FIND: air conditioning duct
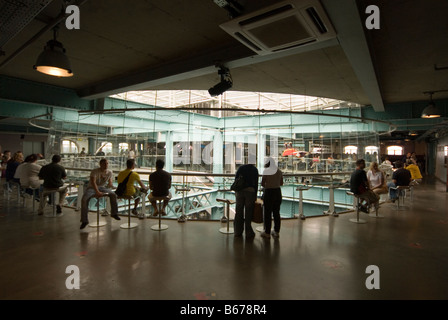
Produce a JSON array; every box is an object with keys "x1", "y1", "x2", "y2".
[{"x1": 219, "y1": 0, "x2": 336, "y2": 55}]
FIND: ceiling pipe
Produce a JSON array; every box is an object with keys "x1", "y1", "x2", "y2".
[{"x1": 0, "y1": 0, "x2": 88, "y2": 70}]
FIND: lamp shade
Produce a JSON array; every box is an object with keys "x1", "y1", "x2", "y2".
[
  {"x1": 421, "y1": 102, "x2": 440, "y2": 118},
  {"x1": 33, "y1": 39, "x2": 73, "y2": 77}
]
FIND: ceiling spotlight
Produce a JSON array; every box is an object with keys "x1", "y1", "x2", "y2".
[
  {"x1": 208, "y1": 65, "x2": 233, "y2": 97},
  {"x1": 33, "y1": 26, "x2": 73, "y2": 77},
  {"x1": 421, "y1": 92, "x2": 441, "y2": 118}
]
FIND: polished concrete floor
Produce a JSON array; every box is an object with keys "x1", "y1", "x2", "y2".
[{"x1": 1, "y1": 178, "x2": 447, "y2": 301}]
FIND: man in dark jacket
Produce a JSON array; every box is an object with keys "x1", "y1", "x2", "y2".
[
  {"x1": 234, "y1": 163, "x2": 259, "y2": 238},
  {"x1": 38, "y1": 154, "x2": 68, "y2": 215},
  {"x1": 350, "y1": 159, "x2": 379, "y2": 213},
  {"x1": 387, "y1": 160, "x2": 411, "y2": 201}
]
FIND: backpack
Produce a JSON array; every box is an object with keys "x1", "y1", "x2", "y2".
[{"x1": 115, "y1": 171, "x2": 132, "y2": 196}]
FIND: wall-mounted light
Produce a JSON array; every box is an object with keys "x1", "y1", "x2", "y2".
[
  {"x1": 208, "y1": 65, "x2": 233, "y2": 97},
  {"x1": 33, "y1": 25, "x2": 73, "y2": 77}
]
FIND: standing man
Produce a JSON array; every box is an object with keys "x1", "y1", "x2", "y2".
[
  {"x1": 350, "y1": 159, "x2": 379, "y2": 213},
  {"x1": 117, "y1": 159, "x2": 148, "y2": 217},
  {"x1": 148, "y1": 159, "x2": 172, "y2": 216},
  {"x1": 38, "y1": 154, "x2": 68, "y2": 215},
  {"x1": 80, "y1": 158, "x2": 121, "y2": 229},
  {"x1": 233, "y1": 162, "x2": 259, "y2": 239}
]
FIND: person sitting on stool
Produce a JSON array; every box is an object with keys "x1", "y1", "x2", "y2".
[
  {"x1": 350, "y1": 159, "x2": 379, "y2": 213},
  {"x1": 387, "y1": 160, "x2": 411, "y2": 202},
  {"x1": 117, "y1": 159, "x2": 148, "y2": 216},
  {"x1": 148, "y1": 159, "x2": 172, "y2": 216},
  {"x1": 80, "y1": 158, "x2": 121, "y2": 229},
  {"x1": 37, "y1": 154, "x2": 68, "y2": 215}
]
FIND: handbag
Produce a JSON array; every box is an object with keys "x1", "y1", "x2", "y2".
[
  {"x1": 230, "y1": 175, "x2": 246, "y2": 192},
  {"x1": 115, "y1": 171, "x2": 132, "y2": 196},
  {"x1": 252, "y1": 198, "x2": 264, "y2": 223}
]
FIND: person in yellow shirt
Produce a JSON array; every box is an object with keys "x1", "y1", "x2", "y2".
[
  {"x1": 117, "y1": 159, "x2": 148, "y2": 217},
  {"x1": 405, "y1": 159, "x2": 422, "y2": 183}
]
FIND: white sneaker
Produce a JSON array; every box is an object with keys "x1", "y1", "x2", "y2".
[
  {"x1": 260, "y1": 232, "x2": 271, "y2": 239},
  {"x1": 271, "y1": 231, "x2": 280, "y2": 238}
]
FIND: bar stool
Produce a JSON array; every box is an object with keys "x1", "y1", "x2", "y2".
[
  {"x1": 391, "y1": 185, "x2": 411, "y2": 210},
  {"x1": 42, "y1": 189, "x2": 61, "y2": 218},
  {"x1": 151, "y1": 196, "x2": 170, "y2": 231},
  {"x1": 296, "y1": 185, "x2": 310, "y2": 220},
  {"x1": 346, "y1": 191, "x2": 367, "y2": 224},
  {"x1": 89, "y1": 195, "x2": 108, "y2": 228},
  {"x1": 216, "y1": 198, "x2": 235, "y2": 234},
  {"x1": 119, "y1": 196, "x2": 138, "y2": 229},
  {"x1": 175, "y1": 186, "x2": 190, "y2": 223},
  {"x1": 6, "y1": 181, "x2": 21, "y2": 203},
  {"x1": 22, "y1": 187, "x2": 40, "y2": 213}
]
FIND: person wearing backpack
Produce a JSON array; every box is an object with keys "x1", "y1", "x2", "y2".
[
  {"x1": 80, "y1": 158, "x2": 121, "y2": 229},
  {"x1": 116, "y1": 159, "x2": 148, "y2": 218}
]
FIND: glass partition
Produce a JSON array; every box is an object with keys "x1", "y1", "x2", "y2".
[{"x1": 42, "y1": 93, "x2": 391, "y2": 222}]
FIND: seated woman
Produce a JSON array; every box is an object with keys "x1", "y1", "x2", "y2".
[
  {"x1": 5, "y1": 151, "x2": 24, "y2": 184},
  {"x1": 367, "y1": 162, "x2": 388, "y2": 197},
  {"x1": 18, "y1": 154, "x2": 43, "y2": 199}
]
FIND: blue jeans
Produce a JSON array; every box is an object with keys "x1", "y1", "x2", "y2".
[
  {"x1": 81, "y1": 187, "x2": 118, "y2": 223},
  {"x1": 234, "y1": 188, "x2": 256, "y2": 236},
  {"x1": 387, "y1": 182, "x2": 399, "y2": 199}
]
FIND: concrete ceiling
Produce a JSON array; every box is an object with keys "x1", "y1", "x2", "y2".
[{"x1": 0, "y1": 0, "x2": 447, "y2": 113}]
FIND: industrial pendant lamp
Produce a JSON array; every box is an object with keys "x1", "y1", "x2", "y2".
[
  {"x1": 421, "y1": 92, "x2": 440, "y2": 118},
  {"x1": 33, "y1": 25, "x2": 73, "y2": 77}
]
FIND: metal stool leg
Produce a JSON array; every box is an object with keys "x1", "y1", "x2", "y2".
[
  {"x1": 349, "y1": 196, "x2": 367, "y2": 224},
  {"x1": 89, "y1": 197, "x2": 107, "y2": 228},
  {"x1": 44, "y1": 192, "x2": 62, "y2": 218},
  {"x1": 219, "y1": 202, "x2": 234, "y2": 234},
  {"x1": 151, "y1": 199, "x2": 168, "y2": 231},
  {"x1": 120, "y1": 198, "x2": 138, "y2": 229}
]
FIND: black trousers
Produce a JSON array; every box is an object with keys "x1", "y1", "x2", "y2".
[{"x1": 263, "y1": 188, "x2": 282, "y2": 233}]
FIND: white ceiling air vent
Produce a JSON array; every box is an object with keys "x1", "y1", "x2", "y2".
[{"x1": 219, "y1": 0, "x2": 336, "y2": 55}]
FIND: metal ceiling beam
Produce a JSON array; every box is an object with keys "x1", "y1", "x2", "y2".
[{"x1": 322, "y1": 0, "x2": 385, "y2": 112}]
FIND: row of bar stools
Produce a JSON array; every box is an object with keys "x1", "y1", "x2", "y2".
[
  {"x1": 151, "y1": 196, "x2": 170, "y2": 231},
  {"x1": 217, "y1": 198, "x2": 235, "y2": 234}
]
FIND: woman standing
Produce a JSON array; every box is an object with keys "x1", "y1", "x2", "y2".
[
  {"x1": 367, "y1": 162, "x2": 387, "y2": 196},
  {"x1": 261, "y1": 157, "x2": 283, "y2": 239}
]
